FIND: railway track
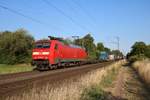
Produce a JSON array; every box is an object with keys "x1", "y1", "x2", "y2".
[{"x1": 0, "y1": 61, "x2": 113, "y2": 98}]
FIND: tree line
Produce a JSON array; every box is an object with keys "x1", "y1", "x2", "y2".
[
  {"x1": 127, "y1": 42, "x2": 150, "y2": 62},
  {"x1": 73, "y1": 34, "x2": 123, "y2": 59},
  {"x1": 0, "y1": 29, "x2": 34, "y2": 64},
  {"x1": 0, "y1": 29, "x2": 123, "y2": 65}
]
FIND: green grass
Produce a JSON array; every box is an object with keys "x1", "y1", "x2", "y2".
[
  {"x1": 0, "y1": 64, "x2": 34, "y2": 74},
  {"x1": 80, "y1": 85, "x2": 108, "y2": 100},
  {"x1": 100, "y1": 67, "x2": 119, "y2": 88},
  {"x1": 80, "y1": 66, "x2": 120, "y2": 100}
]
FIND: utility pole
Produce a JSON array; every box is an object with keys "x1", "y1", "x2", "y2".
[
  {"x1": 107, "y1": 36, "x2": 120, "y2": 51},
  {"x1": 115, "y1": 36, "x2": 120, "y2": 59},
  {"x1": 72, "y1": 36, "x2": 79, "y2": 45},
  {"x1": 72, "y1": 36, "x2": 79, "y2": 40},
  {"x1": 72, "y1": 36, "x2": 84, "y2": 48},
  {"x1": 116, "y1": 36, "x2": 120, "y2": 51}
]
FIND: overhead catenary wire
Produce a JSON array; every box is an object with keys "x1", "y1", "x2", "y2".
[
  {"x1": 42, "y1": 0, "x2": 90, "y2": 32},
  {"x1": 0, "y1": 4, "x2": 60, "y2": 30},
  {"x1": 72, "y1": 0, "x2": 97, "y2": 26},
  {"x1": 64, "y1": 0, "x2": 94, "y2": 29}
]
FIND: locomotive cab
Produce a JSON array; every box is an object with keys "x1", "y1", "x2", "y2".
[
  {"x1": 32, "y1": 40, "x2": 51, "y2": 70},
  {"x1": 32, "y1": 39, "x2": 62, "y2": 70}
]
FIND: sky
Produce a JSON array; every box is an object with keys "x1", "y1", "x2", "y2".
[{"x1": 0, "y1": 0, "x2": 150, "y2": 54}]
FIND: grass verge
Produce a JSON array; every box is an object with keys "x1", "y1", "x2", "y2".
[
  {"x1": 133, "y1": 59, "x2": 150, "y2": 86},
  {"x1": 99, "y1": 67, "x2": 119, "y2": 88},
  {"x1": 5, "y1": 61, "x2": 124, "y2": 100},
  {"x1": 80, "y1": 61, "x2": 121, "y2": 100},
  {"x1": 0, "y1": 64, "x2": 33, "y2": 74},
  {"x1": 81, "y1": 85, "x2": 107, "y2": 100}
]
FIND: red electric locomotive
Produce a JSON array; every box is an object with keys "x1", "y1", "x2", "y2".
[{"x1": 32, "y1": 36, "x2": 87, "y2": 70}]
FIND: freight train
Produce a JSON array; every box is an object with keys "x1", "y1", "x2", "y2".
[{"x1": 32, "y1": 36, "x2": 88, "y2": 70}]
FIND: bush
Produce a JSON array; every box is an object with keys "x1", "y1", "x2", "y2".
[
  {"x1": 129, "y1": 54, "x2": 146, "y2": 63},
  {"x1": 0, "y1": 29, "x2": 34, "y2": 64},
  {"x1": 80, "y1": 85, "x2": 107, "y2": 100},
  {"x1": 145, "y1": 45, "x2": 150, "y2": 58},
  {"x1": 127, "y1": 41, "x2": 150, "y2": 62}
]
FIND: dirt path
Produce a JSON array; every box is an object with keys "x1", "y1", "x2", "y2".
[{"x1": 108, "y1": 63, "x2": 150, "y2": 100}]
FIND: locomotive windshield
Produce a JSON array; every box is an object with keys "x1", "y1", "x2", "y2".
[{"x1": 35, "y1": 42, "x2": 50, "y2": 48}]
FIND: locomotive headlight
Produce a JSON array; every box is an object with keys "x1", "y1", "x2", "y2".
[
  {"x1": 42, "y1": 52, "x2": 50, "y2": 55},
  {"x1": 32, "y1": 52, "x2": 40, "y2": 55}
]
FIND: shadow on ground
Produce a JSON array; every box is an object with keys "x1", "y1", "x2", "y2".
[
  {"x1": 122, "y1": 62, "x2": 150, "y2": 100},
  {"x1": 102, "y1": 91, "x2": 127, "y2": 100}
]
